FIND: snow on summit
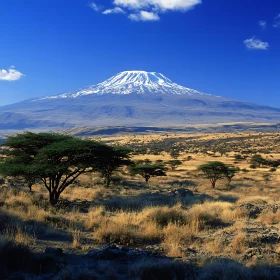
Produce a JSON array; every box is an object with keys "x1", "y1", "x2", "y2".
[{"x1": 38, "y1": 71, "x2": 206, "y2": 100}]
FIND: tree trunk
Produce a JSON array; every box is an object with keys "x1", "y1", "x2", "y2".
[
  {"x1": 211, "y1": 180, "x2": 216, "y2": 188},
  {"x1": 104, "y1": 176, "x2": 111, "y2": 188},
  {"x1": 27, "y1": 182, "x2": 33, "y2": 192},
  {"x1": 49, "y1": 191, "x2": 60, "y2": 206}
]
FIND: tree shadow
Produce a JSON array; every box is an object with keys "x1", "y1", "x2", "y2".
[
  {"x1": 233, "y1": 183, "x2": 251, "y2": 188},
  {"x1": 100, "y1": 192, "x2": 174, "y2": 211},
  {"x1": 0, "y1": 209, "x2": 71, "y2": 243},
  {"x1": 217, "y1": 194, "x2": 239, "y2": 203},
  {"x1": 197, "y1": 257, "x2": 280, "y2": 279},
  {"x1": 168, "y1": 179, "x2": 197, "y2": 187}
]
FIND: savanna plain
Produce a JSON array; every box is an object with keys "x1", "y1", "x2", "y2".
[{"x1": 1, "y1": 131, "x2": 280, "y2": 280}]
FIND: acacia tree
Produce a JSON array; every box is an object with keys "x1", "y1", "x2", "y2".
[
  {"x1": 35, "y1": 138, "x2": 106, "y2": 205},
  {"x1": 0, "y1": 160, "x2": 37, "y2": 191},
  {"x1": 0, "y1": 132, "x2": 73, "y2": 191},
  {"x1": 166, "y1": 160, "x2": 182, "y2": 171},
  {"x1": 94, "y1": 146, "x2": 131, "y2": 188},
  {"x1": 0, "y1": 132, "x2": 107, "y2": 205},
  {"x1": 170, "y1": 148, "x2": 180, "y2": 159},
  {"x1": 197, "y1": 161, "x2": 227, "y2": 188},
  {"x1": 224, "y1": 166, "x2": 240, "y2": 184},
  {"x1": 130, "y1": 164, "x2": 167, "y2": 183},
  {"x1": 250, "y1": 155, "x2": 267, "y2": 168}
]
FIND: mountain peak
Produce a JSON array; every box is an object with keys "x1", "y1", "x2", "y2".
[
  {"x1": 98, "y1": 70, "x2": 174, "y2": 88},
  {"x1": 38, "y1": 70, "x2": 206, "y2": 100}
]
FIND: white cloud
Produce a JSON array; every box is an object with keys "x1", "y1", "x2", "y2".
[
  {"x1": 273, "y1": 14, "x2": 280, "y2": 28},
  {"x1": 0, "y1": 66, "x2": 24, "y2": 81},
  {"x1": 103, "y1": 7, "x2": 125, "y2": 14},
  {"x1": 244, "y1": 37, "x2": 269, "y2": 50},
  {"x1": 129, "y1": 10, "x2": 160, "y2": 21},
  {"x1": 114, "y1": 0, "x2": 201, "y2": 11},
  {"x1": 89, "y1": 2, "x2": 101, "y2": 11},
  {"x1": 259, "y1": 20, "x2": 266, "y2": 29},
  {"x1": 90, "y1": 0, "x2": 201, "y2": 22}
]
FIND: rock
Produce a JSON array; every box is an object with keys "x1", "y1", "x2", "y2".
[
  {"x1": 214, "y1": 231, "x2": 235, "y2": 246},
  {"x1": 243, "y1": 248, "x2": 280, "y2": 261},
  {"x1": 239, "y1": 203, "x2": 261, "y2": 218},
  {"x1": 145, "y1": 245, "x2": 164, "y2": 252},
  {"x1": 260, "y1": 230, "x2": 280, "y2": 243},
  {"x1": 88, "y1": 245, "x2": 126, "y2": 260},
  {"x1": 186, "y1": 248, "x2": 197, "y2": 255},
  {"x1": 44, "y1": 247, "x2": 63, "y2": 256},
  {"x1": 198, "y1": 194, "x2": 212, "y2": 203},
  {"x1": 151, "y1": 190, "x2": 161, "y2": 196},
  {"x1": 262, "y1": 204, "x2": 279, "y2": 214},
  {"x1": 170, "y1": 188, "x2": 193, "y2": 197},
  {"x1": 88, "y1": 244, "x2": 162, "y2": 261}
]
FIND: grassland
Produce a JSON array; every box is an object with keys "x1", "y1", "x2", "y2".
[{"x1": 1, "y1": 132, "x2": 280, "y2": 279}]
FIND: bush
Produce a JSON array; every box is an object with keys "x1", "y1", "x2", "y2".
[{"x1": 146, "y1": 206, "x2": 186, "y2": 227}]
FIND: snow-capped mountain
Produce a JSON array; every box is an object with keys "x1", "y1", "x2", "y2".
[
  {"x1": 0, "y1": 70, "x2": 280, "y2": 130},
  {"x1": 39, "y1": 71, "x2": 207, "y2": 99}
]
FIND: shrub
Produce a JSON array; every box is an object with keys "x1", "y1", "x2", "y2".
[{"x1": 145, "y1": 206, "x2": 186, "y2": 227}]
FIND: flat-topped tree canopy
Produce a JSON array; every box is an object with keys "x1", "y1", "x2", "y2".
[
  {"x1": 130, "y1": 163, "x2": 167, "y2": 183},
  {"x1": 0, "y1": 132, "x2": 111, "y2": 205}
]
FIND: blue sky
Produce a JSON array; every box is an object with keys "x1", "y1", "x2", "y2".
[{"x1": 0, "y1": 0, "x2": 280, "y2": 107}]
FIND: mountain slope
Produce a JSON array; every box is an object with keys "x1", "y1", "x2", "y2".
[
  {"x1": 0, "y1": 71, "x2": 280, "y2": 129},
  {"x1": 38, "y1": 71, "x2": 206, "y2": 99}
]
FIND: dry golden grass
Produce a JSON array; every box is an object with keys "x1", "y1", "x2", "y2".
[
  {"x1": 1, "y1": 131, "x2": 280, "y2": 269},
  {"x1": 258, "y1": 212, "x2": 280, "y2": 225},
  {"x1": 92, "y1": 209, "x2": 163, "y2": 244},
  {"x1": 161, "y1": 223, "x2": 195, "y2": 257}
]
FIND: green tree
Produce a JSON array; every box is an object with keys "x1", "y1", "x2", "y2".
[
  {"x1": 0, "y1": 132, "x2": 106, "y2": 205},
  {"x1": 224, "y1": 166, "x2": 240, "y2": 184},
  {"x1": 170, "y1": 148, "x2": 180, "y2": 159},
  {"x1": 234, "y1": 154, "x2": 243, "y2": 161},
  {"x1": 263, "y1": 173, "x2": 271, "y2": 184},
  {"x1": 94, "y1": 146, "x2": 131, "y2": 188},
  {"x1": 130, "y1": 164, "x2": 167, "y2": 183},
  {"x1": 166, "y1": 160, "x2": 182, "y2": 171},
  {"x1": 0, "y1": 132, "x2": 73, "y2": 192},
  {"x1": 136, "y1": 159, "x2": 152, "y2": 165},
  {"x1": 197, "y1": 161, "x2": 227, "y2": 188},
  {"x1": 250, "y1": 155, "x2": 267, "y2": 168}
]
